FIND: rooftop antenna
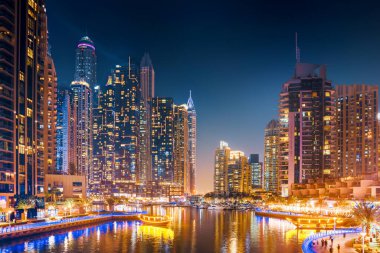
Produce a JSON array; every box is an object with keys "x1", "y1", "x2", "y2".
[{"x1": 295, "y1": 32, "x2": 301, "y2": 63}]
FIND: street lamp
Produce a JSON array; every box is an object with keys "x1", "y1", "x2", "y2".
[
  {"x1": 333, "y1": 217, "x2": 337, "y2": 231},
  {"x1": 360, "y1": 232, "x2": 366, "y2": 253},
  {"x1": 7, "y1": 211, "x2": 11, "y2": 229}
]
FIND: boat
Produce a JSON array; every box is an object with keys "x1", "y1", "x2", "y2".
[
  {"x1": 197, "y1": 204, "x2": 208, "y2": 209},
  {"x1": 208, "y1": 205, "x2": 224, "y2": 210},
  {"x1": 138, "y1": 215, "x2": 172, "y2": 226}
]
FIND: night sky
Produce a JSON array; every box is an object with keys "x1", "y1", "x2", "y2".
[{"x1": 47, "y1": 0, "x2": 380, "y2": 193}]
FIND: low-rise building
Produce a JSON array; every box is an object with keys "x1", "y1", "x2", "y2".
[
  {"x1": 291, "y1": 173, "x2": 380, "y2": 200},
  {"x1": 44, "y1": 174, "x2": 86, "y2": 199}
]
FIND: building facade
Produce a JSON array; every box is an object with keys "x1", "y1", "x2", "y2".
[
  {"x1": 249, "y1": 154, "x2": 262, "y2": 189},
  {"x1": 279, "y1": 63, "x2": 335, "y2": 197},
  {"x1": 264, "y1": 119, "x2": 280, "y2": 193},
  {"x1": 335, "y1": 84, "x2": 378, "y2": 177},
  {"x1": 70, "y1": 81, "x2": 92, "y2": 180},
  {"x1": 173, "y1": 105, "x2": 189, "y2": 195},
  {"x1": 74, "y1": 36, "x2": 96, "y2": 90},
  {"x1": 139, "y1": 53, "x2": 155, "y2": 182},
  {"x1": 151, "y1": 98, "x2": 174, "y2": 184},
  {"x1": 214, "y1": 142, "x2": 251, "y2": 194},
  {"x1": 43, "y1": 49, "x2": 57, "y2": 174},
  {"x1": 0, "y1": 0, "x2": 60, "y2": 209},
  {"x1": 92, "y1": 63, "x2": 141, "y2": 196},
  {"x1": 56, "y1": 89, "x2": 73, "y2": 175},
  {"x1": 187, "y1": 91, "x2": 197, "y2": 195}
]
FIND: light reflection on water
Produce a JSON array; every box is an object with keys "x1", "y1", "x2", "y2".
[{"x1": 0, "y1": 207, "x2": 312, "y2": 253}]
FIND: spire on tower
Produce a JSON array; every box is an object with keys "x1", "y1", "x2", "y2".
[
  {"x1": 187, "y1": 90, "x2": 195, "y2": 111},
  {"x1": 295, "y1": 32, "x2": 301, "y2": 63}
]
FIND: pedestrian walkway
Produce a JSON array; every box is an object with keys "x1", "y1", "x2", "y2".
[{"x1": 312, "y1": 233, "x2": 357, "y2": 253}]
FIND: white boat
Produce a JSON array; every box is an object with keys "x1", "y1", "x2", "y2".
[
  {"x1": 208, "y1": 205, "x2": 224, "y2": 210},
  {"x1": 197, "y1": 204, "x2": 208, "y2": 209}
]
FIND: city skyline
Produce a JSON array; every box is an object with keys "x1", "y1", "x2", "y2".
[{"x1": 46, "y1": 0, "x2": 380, "y2": 193}]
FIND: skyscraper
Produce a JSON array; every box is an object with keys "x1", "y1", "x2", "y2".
[
  {"x1": 214, "y1": 142, "x2": 251, "y2": 194},
  {"x1": 151, "y1": 98, "x2": 174, "y2": 184},
  {"x1": 74, "y1": 36, "x2": 97, "y2": 89},
  {"x1": 279, "y1": 63, "x2": 335, "y2": 196},
  {"x1": 139, "y1": 53, "x2": 155, "y2": 182},
  {"x1": 92, "y1": 63, "x2": 141, "y2": 196},
  {"x1": 173, "y1": 105, "x2": 190, "y2": 195},
  {"x1": 249, "y1": 154, "x2": 262, "y2": 189},
  {"x1": 0, "y1": 0, "x2": 50, "y2": 207},
  {"x1": 263, "y1": 119, "x2": 280, "y2": 193},
  {"x1": 70, "y1": 80, "x2": 92, "y2": 180},
  {"x1": 187, "y1": 91, "x2": 197, "y2": 195},
  {"x1": 214, "y1": 141, "x2": 230, "y2": 194},
  {"x1": 335, "y1": 84, "x2": 378, "y2": 177},
  {"x1": 56, "y1": 89, "x2": 72, "y2": 175},
  {"x1": 43, "y1": 48, "x2": 57, "y2": 174}
]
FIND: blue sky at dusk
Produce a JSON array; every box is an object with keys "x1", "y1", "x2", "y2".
[{"x1": 47, "y1": 0, "x2": 380, "y2": 193}]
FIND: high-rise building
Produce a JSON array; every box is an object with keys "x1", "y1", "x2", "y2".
[
  {"x1": 74, "y1": 36, "x2": 96, "y2": 89},
  {"x1": 151, "y1": 98, "x2": 174, "y2": 184},
  {"x1": 187, "y1": 91, "x2": 197, "y2": 195},
  {"x1": 335, "y1": 84, "x2": 378, "y2": 177},
  {"x1": 214, "y1": 141, "x2": 230, "y2": 193},
  {"x1": 249, "y1": 154, "x2": 262, "y2": 189},
  {"x1": 279, "y1": 63, "x2": 335, "y2": 196},
  {"x1": 139, "y1": 53, "x2": 155, "y2": 182},
  {"x1": 0, "y1": 0, "x2": 51, "y2": 208},
  {"x1": 70, "y1": 80, "x2": 92, "y2": 181},
  {"x1": 43, "y1": 48, "x2": 57, "y2": 174},
  {"x1": 214, "y1": 142, "x2": 251, "y2": 194},
  {"x1": 92, "y1": 63, "x2": 141, "y2": 196},
  {"x1": 56, "y1": 89, "x2": 73, "y2": 175},
  {"x1": 173, "y1": 105, "x2": 189, "y2": 195},
  {"x1": 263, "y1": 119, "x2": 280, "y2": 193}
]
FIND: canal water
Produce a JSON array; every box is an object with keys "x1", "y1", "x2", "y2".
[{"x1": 0, "y1": 207, "x2": 313, "y2": 253}]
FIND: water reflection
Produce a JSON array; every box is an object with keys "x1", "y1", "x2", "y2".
[{"x1": 0, "y1": 208, "x2": 311, "y2": 253}]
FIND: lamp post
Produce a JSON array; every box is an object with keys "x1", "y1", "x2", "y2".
[
  {"x1": 360, "y1": 232, "x2": 366, "y2": 253},
  {"x1": 333, "y1": 217, "x2": 337, "y2": 231},
  {"x1": 7, "y1": 211, "x2": 11, "y2": 229}
]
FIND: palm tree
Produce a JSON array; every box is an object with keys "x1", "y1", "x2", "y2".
[
  {"x1": 64, "y1": 198, "x2": 76, "y2": 216},
  {"x1": 352, "y1": 201, "x2": 380, "y2": 236},
  {"x1": 16, "y1": 197, "x2": 36, "y2": 221},
  {"x1": 80, "y1": 198, "x2": 93, "y2": 214},
  {"x1": 105, "y1": 197, "x2": 116, "y2": 211}
]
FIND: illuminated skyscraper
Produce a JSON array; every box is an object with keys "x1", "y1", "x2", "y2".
[
  {"x1": 173, "y1": 105, "x2": 189, "y2": 195},
  {"x1": 187, "y1": 91, "x2": 197, "y2": 195},
  {"x1": 249, "y1": 154, "x2": 262, "y2": 189},
  {"x1": 335, "y1": 84, "x2": 378, "y2": 177},
  {"x1": 214, "y1": 142, "x2": 251, "y2": 194},
  {"x1": 263, "y1": 119, "x2": 280, "y2": 193},
  {"x1": 214, "y1": 141, "x2": 230, "y2": 193},
  {"x1": 43, "y1": 48, "x2": 57, "y2": 174},
  {"x1": 74, "y1": 36, "x2": 96, "y2": 89},
  {"x1": 56, "y1": 89, "x2": 72, "y2": 175},
  {"x1": 279, "y1": 63, "x2": 335, "y2": 196},
  {"x1": 70, "y1": 80, "x2": 92, "y2": 181},
  {"x1": 151, "y1": 98, "x2": 174, "y2": 183},
  {"x1": 0, "y1": 0, "x2": 51, "y2": 208},
  {"x1": 139, "y1": 53, "x2": 155, "y2": 182},
  {"x1": 92, "y1": 63, "x2": 141, "y2": 196}
]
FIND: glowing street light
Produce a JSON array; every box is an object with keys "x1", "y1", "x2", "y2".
[{"x1": 333, "y1": 217, "x2": 337, "y2": 231}]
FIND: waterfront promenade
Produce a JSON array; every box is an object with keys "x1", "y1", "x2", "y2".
[{"x1": 0, "y1": 212, "x2": 146, "y2": 241}]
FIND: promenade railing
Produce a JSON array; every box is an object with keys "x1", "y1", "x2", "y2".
[
  {"x1": 301, "y1": 228, "x2": 361, "y2": 253},
  {"x1": 0, "y1": 211, "x2": 147, "y2": 235}
]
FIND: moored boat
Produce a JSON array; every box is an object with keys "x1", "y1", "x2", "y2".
[
  {"x1": 138, "y1": 215, "x2": 172, "y2": 226},
  {"x1": 208, "y1": 205, "x2": 224, "y2": 210}
]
